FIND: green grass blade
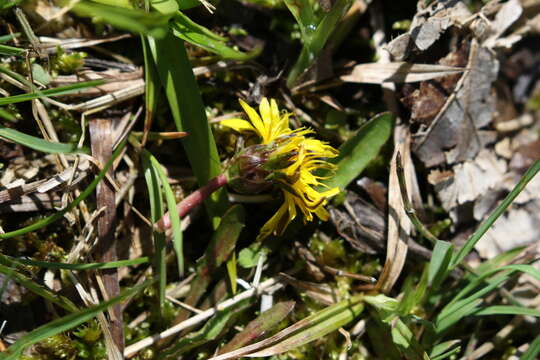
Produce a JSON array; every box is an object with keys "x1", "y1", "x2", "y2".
[
  {"x1": 5, "y1": 256, "x2": 149, "y2": 270},
  {"x1": 0, "y1": 262, "x2": 78, "y2": 313},
  {"x1": 451, "y1": 157, "x2": 540, "y2": 269},
  {"x1": 435, "y1": 299, "x2": 482, "y2": 334},
  {"x1": 149, "y1": 153, "x2": 184, "y2": 277},
  {"x1": 443, "y1": 264, "x2": 540, "y2": 314},
  {"x1": 322, "y1": 112, "x2": 394, "y2": 190},
  {"x1": 141, "y1": 151, "x2": 167, "y2": 311},
  {"x1": 0, "y1": 126, "x2": 88, "y2": 154},
  {"x1": 170, "y1": 12, "x2": 262, "y2": 60},
  {"x1": 285, "y1": 0, "x2": 352, "y2": 87},
  {"x1": 0, "y1": 140, "x2": 127, "y2": 239},
  {"x1": 520, "y1": 334, "x2": 540, "y2": 360},
  {"x1": 0, "y1": 43, "x2": 24, "y2": 56},
  {"x1": 428, "y1": 240, "x2": 453, "y2": 290},
  {"x1": 72, "y1": 1, "x2": 171, "y2": 38},
  {"x1": 474, "y1": 305, "x2": 540, "y2": 317},
  {"x1": 141, "y1": 35, "x2": 160, "y2": 144},
  {"x1": 0, "y1": 79, "x2": 104, "y2": 105},
  {"x1": 0, "y1": 279, "x2": 153, "y2": 360},
  {"x1": 147, "y1": 32, "x2": 228, "y2": 224}
]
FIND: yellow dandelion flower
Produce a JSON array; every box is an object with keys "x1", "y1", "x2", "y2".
[
  {"x1": 220, "y1": 98, "x2": 291, "y2": 144},
  {"x1": 223, "y1": 98, "x2": 340, "y2": 241}
]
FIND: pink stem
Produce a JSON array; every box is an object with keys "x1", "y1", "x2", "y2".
[{"x1": 156, "y1": 173, "x2": 228, "y2": 231}]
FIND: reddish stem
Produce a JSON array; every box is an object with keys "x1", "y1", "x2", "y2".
[{"x1": 156, "y1": 173, "x2": 228, "y2": 231}]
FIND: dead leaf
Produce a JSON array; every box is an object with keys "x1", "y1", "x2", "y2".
[
  {"x1": 428, "y1": 149, "x2": 507, "y2": 213},
  {"x1": 340, "y1": 62, "x2": 463, "y2": 84},
  {"x1": 386, "y1": 0, "x2": 471, "y2": 60},
  {"x1": 413, "y1": 41, "x2": 499, "y2": 167}
]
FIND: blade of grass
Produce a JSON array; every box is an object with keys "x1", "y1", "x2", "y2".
[
  {"x1": 0, "y1": 79, "x2": 104, "y2": 105},
  {"x1": 0, "y1": 126, "x2": 88, "y2": 154},
  {"x1": 170, "y1": 12, "x2": 262, "y2": 60},
  {"x1": 473, "y1": 305, "x2": 540, "y2": 317},
  {"x1": 520, "y1": 334, "x2": 540, "y2": 360},
  {"x1": 3, "y1": 256, "x2": 149, "y2": 270},
  {"x1": 148, "y1": 153, "x2": 184, "y2": 277},
  {"x1": 141, "y1": 151, "x2": 167, "y2": 312},
  {"x1": 0, "y1": 262, "x2": 78, "y2": 313},
  {"x1": 0, "y1": 43, "x2": 24, "y2": 56},
  {"x1": 140, "y1": 35, "x2": 160, "y2": 147},
  {"x1": 0, "y1": 279, "x2": 153, "y2": 360},
  {"x1": 147, "y1": 32, "x2": 228, "y2": 224},
  {"x1": 450, "y1": 156, "x2": 540, "y2": 269},
  {"x1": 322, "y1": 112, "x2": 393, "y2": 190},
  {"x1": 0, "y1": 139, "x2": 126, "y2": 239},
  {"x1": 427, "y1": 240, "x2": 453, "y2": 290}
]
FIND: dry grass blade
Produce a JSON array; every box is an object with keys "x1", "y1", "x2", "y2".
[
  {"x1": 376, "y1": 125, "x2": 413, "y2": 293},
  {"x1": 89, "y1": 118, "x2": 123, "y2": 352},
  {"x1": 340, "y1": 62, "x2": 464, "y2": 84}
]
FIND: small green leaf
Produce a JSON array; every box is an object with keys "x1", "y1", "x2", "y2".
[
  {"x1": 323, "y1": 112, "x2": 394, "y2": 190},
  {"x1": 238, "y1": 243, "x2": 270, "y2": 268}
]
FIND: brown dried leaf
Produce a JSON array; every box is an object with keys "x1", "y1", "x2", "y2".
[
  {"x1": 413, "y1": 41, "x2": 499, "y2": 167},
  {"x1": 386, "y1": 1, "x2": 471, "y2": 60}
]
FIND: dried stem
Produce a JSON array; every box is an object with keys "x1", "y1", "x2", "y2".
[{"x1": 89, "y1": 118, "x2": 124, "y2": 352}]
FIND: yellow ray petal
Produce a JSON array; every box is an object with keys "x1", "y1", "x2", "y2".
[
  {"x1": 239, "y1": 99, "x2": 267, "y2": 141},
  {"x1": 220, "y1": 118, "x2": 256, "y2": 132}
]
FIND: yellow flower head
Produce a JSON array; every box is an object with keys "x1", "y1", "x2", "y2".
[{"x1": 223, "y1": 98, "x2": 340, "y2": 241}]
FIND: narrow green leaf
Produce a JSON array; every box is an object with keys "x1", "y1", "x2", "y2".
[
  {"x1": 219, "y1": 301, "x2": 295, "y2": 354},
  {"x1": 0, "y1": 108, "x2": 16, "y2": 121},
  {"x1": 226, "y1": 251, "x2": 237, "y2": 295},
  {"x1": 0, "y1": 43, "x2": 24, "y2": 56},
  {"x1": 246, "y1": 298, "x2": 364, "y2": 357},
  {"x1": 323, "y1": 112, "x2": 394, "y2": 190},
  {"x1": 209, "y1": 295, "x2": 364, "y2": 360},
  {"x1": 170, "y1": 12, "x2": 262, "y2": 60},
  {"x1": 429, "y1": 340, "x2": 461, "y2": 358},
  {"x1": 0, "y1": 280, "x2": 153, "y2": 360},
  {"x1": 0, "y1": 140, "x2": 127, "y2": 239},
  {"x1": 520, "y1": 334, "x2": 540, "y2": 360},
  {"x1": 149, "y1": 154, "x2": 184, "y2": 276},
  {"x1": 0, "y1": 126, "x2": 88, "y2": 154},
  {"x1": 451, "y1": 156, "x2": 540, "y2": 268},
  {"x1": 5, "y1": 256, "x2": 149, "y2": 270},
  {"x1": 0, "y1": 262, "x2": 78, "y2": 313},
  {"x1": 142, "y1": 151, "x2": 167, "y2": 311},
  {"x1": 474, "y1": 305, "x2": 540, "y2": 317},
  {"x1": 148, "y1": 32, "x2": 228, "y2": 224},
  {"x1": 428, "y1": 240, "x2": 453, "y2": 289},
  {"x1": 72, "y1": 1, "x2": 171, "y2": 38},
  {"x1": 0, "y1": 79, "x2": 105, "y2": 105},
  {"x1": 435, "y1": 299, "x2": 482, "y2": 334}
]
